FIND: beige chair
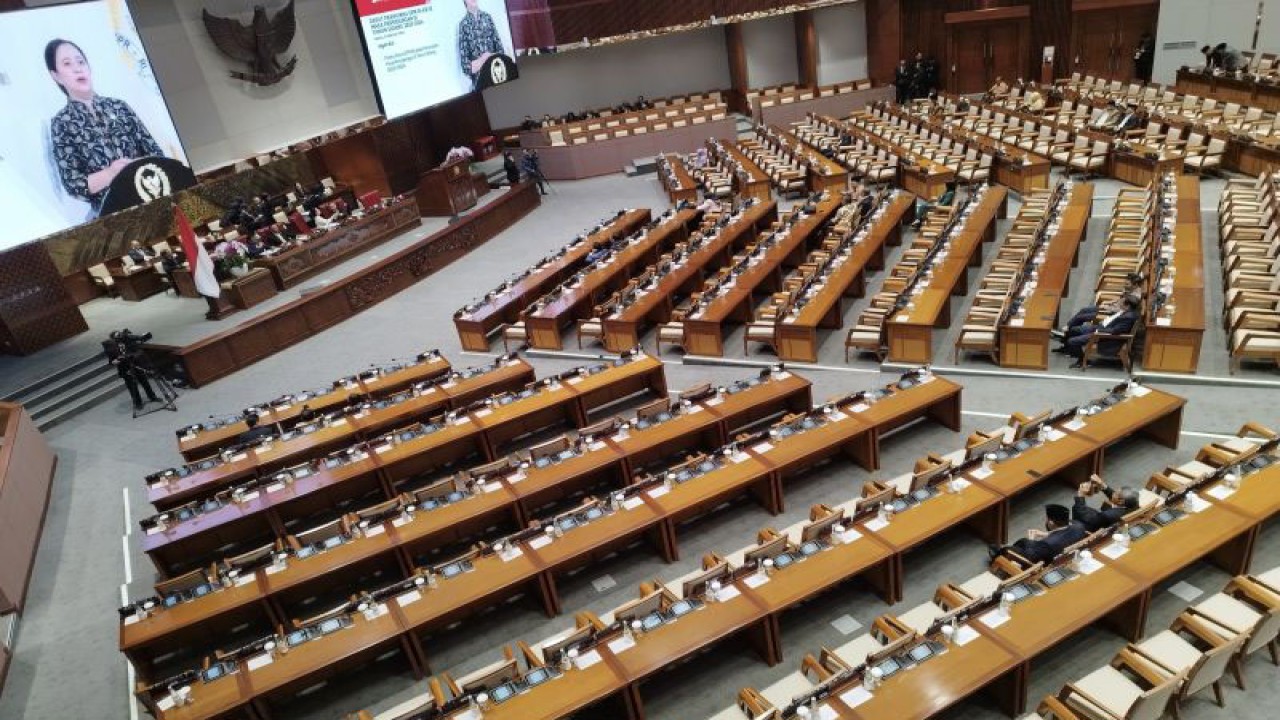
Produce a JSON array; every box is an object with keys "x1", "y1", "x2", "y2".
[
  {"x1": 576, "y1": 319, "x2": 603, "y2": 349},
  {"x1": 656, "y1": 322, "x2": 685, "y2": 354},
  {"x1": 501, "y1": 322, "x2": 527, "y2": 352},
  {"x1": 1130, "y1": 611, "x2": 1248, "y2": 713},
  {"x1": 954, "y1": 316, "x2": 1000, "y2": 364},
  {"x1": 88, "y1": 263, "x2": 116, "y2": 295},
  {"x1": 743, "y1": 322, "x2": 776, "y2": 355},
  {"x1": 1059, "y1": 649, "x2": 1181, "y2": 720},
  {"x1": 1189, "y1": 577, "x2": 1280, "y2": 686}
]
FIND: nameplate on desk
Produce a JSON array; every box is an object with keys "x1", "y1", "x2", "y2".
[
  {"x1": 622, "y1": 496, "x2": 645, "y2": 510},
  {"x1": 441, "y1": 381, "x2": 457, "y2": 389},
  {"x1": 508, "y1": 471, "x2": 526, "y2": 484},
  {"x1": 706, "y1": 396, "x2": 725, "y2": 406},
  {"x1": 1206, "y1": 485, "x2": 1236, "y2": 500},
  {"x1": 954, "y1": 625, "x2": 981, "y2": 646},
  {"x1": 529, "y1": 535, "x2": 553, "y2": 550},
  {"x1": 266, "y1": 562, "x2": 287, "y2": 575},
  {"x1": 687, "y1": 405, "x2": 704, "y2": 414},
  {"x1": 482, "y1": 481, "x2": 503, "y2": 494},
  {"x1": 836, "y1": 528, "x2": 863, "y2": 544},
  {"x1": 277, "y1": 404, "x2": 293, "y2": 411},
  {"x1": 752, "y1": 442, "x2": 774, "y2": 454},
  {"x1": 730, "y1": 452, "x2": 750, "y2": 464},
  {"x1": 978, "y1": 610, "x2": 1011, "y2": 628},
  {"x1": 567, "y1": 376, "x2": 584, "y2": 385},
  {"x1": 1100, "y1": 543, "x2": 1129, "y2": 559},
  {"x1": 364, "y1": 524, "x2": 386, "y2": 537},
  {"x1": 573, "y1": 649, "x2": 603, "y2": 669},
  {"x1": 230, "y1": 453, "x2": 248, "y2": 462},
  {"x1": 374, "y1": 443, "x2": 394, "y2": 454},
  {"x1": 607, "y1": 634, "x2": 637, "y2": 654},
  {"x1": 123, "y1": 613, "x2": 141, "y2": 626},
  {"x1": 865, "y1": 517, "x2": 890, "y2": 532},
  {"x1": 1156, "y1": 317, "x2": 1171, "y2": 326},
  {"x1": 647, "y1": 485, "x2": 670, "y2": 499},
  {"x1": 840, "y1": 686, "x2": 873, "y2": 708},
  {"x1": 392, "y1": 515, "x2": 413, "y2": 528},
  {"x1": 500, "y1": 547, "x2": 524, "y2": 562},
  {"x1": 588, "y1": 440, "x2": 607, "y2": 451},
  {"x1": 744, "y1": 573, "x2": 770, "y2": 589},
  {"x1": 396, "y1": 590, "x2": 422, "y2": 607},
  {"x1": 331, "y1": 418, "x2": 348, "y2": 427},
  {"x1": 474, "y1": 408, "x2": 493, "y2": 418},
  {"x1": 156, "y1": 695, "x2": 177, "y2": 712},
  {"x1": 247, "y1": 653, "x2": 274, "y2": 671},
  {"x1": 849, "y1": 403, "x2": 869, "y2": 413},
  {"x1": 239, "y1": 491, "x2": 261, "y2": 503},
  {"x1": 235, "y1": 574, "x2": 255, "y2": 587},
  {"x1": 1009, "y1": 318, "x2": 1024, "y2": 327}
]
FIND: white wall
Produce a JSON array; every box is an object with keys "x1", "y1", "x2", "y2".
[
  {"x1": 131, "y1": 0, "x2": 379, "y2": 172},
  {"x1": 814, "y1": 2, "x2": 869, "y2": 85},
  {"x1": 482, "y1": 26, "x2": 731, "y2": 129},
  {"x1": 742, "y1": 14, "x2": 799, "y2": 89},
  {"x1": 1151, "y1": 0, "x2": 1271, "y2": 85}
]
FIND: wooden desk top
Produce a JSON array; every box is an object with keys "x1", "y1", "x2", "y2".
[
  {"x1": 1151, "y1": 175, "x2": 1205, "y2": 333},
  {"x1": 659, "y1": 153, "x2": 698, "y2": 194},
  {"x1": 452, "y1": 653, "x2": 625, "y2": 720},
  {"x1": 716, "y1": 140, "x2": 771, "y2": 184},
  {"x1": 611, "y1": 590, "x2": 768, "y2": 682},
  {"x1": 771, "y1": 125, "x2": 848, "y2": 177},
  {"x1": 457, "y1": 209, "x2": 651, "y2": 329},
  {"x1": 526, "y1": 210, "x2": 697, "y2": 323},
  {"x1": 787, "y1": 192, "x2": 915, "y2": 329},
  {"x1": 158, "y1": 358, "x2": 532, "y2": 507},
  {"x1": 610, "y1": 201, "x2": 775, "y2": 324},
  {"x1": 859, "y1": 482, "x2": 1003, "y2": 554},
  {"x1": 740, "y1": 533, "x2": 894, "y2": 612},
  {"x1": 1002, "y1": 185, "x2": 1094, "y2": 333}
]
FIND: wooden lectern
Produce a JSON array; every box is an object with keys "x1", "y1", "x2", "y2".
[{"x1": 415, "y1": 158, "x2": 478, "y2": 216}]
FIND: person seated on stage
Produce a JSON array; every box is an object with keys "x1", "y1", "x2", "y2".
[
  {"x1": 1059, "y1": 294, "x2": 1141, "y2": 368},
  {"x1": 243, "y1": 234, "x2": 270, "y2": 259},
  {"x1": 910, "y1": 181, "x2": 958, "y2": 230},
  {"x1": 520, "y1": 114, "x2": 538, "y2": 131},
  {"x1": 1073, "y1": 475, "x2": 1140, "y2": 532},
  {"x1": 636, "y1": 95, "x2": 652, "y2": 110},
  {"x1": 1055, "y1": 274, "x2": 1143, "y2": 337},
  {"x1": 297, "y1": 404, "x2": 318, "y2": 423},
  {"x1": 992, "y1": 503, "x2": 1086, "y2": 564},
  {"x1": 125, "y1": 240, "x2": 156, "y2": 268},
  {"x1": 158, "y1": 249, "x2": 183, "y2": 290},
  {"x1": 1019, "y1": 81, "x2": 1046, "y2": 113},
  {"x1": 237, "y1": 413, "x2": 277, "y2": 446},
  {"x1": 540, "y1": 113, "x2": 554, "y2": 127}
]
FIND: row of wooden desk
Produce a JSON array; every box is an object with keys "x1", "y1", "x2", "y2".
[
  {"x1": 684, "y1": 194, "x2": 844, "y2": 356},
  {"x1": 886, "y1": 186, "x2": 1008, "y2": 364},
  {"x1": 597, "y1": 200, "x2": 778, "y2": 353},
  {"x1": 824, "y1": 114, "x2": 957, "y2": 201},
  {"x1": 141, "y1": 355, "x2": 668, "y2": 577},
  {"x1": 657, "y1": 154, "x2": 699, "y2": 204},
  {"x1": 1141, "y1": 174, "x2": 1207, "y2": 374},
  {"x1": 994, "y1": 184, "x2": 1093, "y2": 370},
  {"x1": 176, "y1": 353, "x2": 454, "y2": 460},
  {"x1": 453, "y1": 209, "x2": 652, "y2": 351},
  {"x1": 774, "y1": 192, "x2": 915, "y2": 362},
  {"x1": 130, "y1": 370, "x2": 960, "y2": 719},
  {"x1": 708, "y1": 140, "x2": 773, "y2": 202},
  {"x1": 745, "y1": 433, "x2": 1274, "y2": 720},
  {"x1": 766, "y1": 125, "x2": 850, "y2": 193},
  {"x1": 340, "y1": 381, "x2": 1188, "y2": 720},
  {"x1": 1175, "y1": 67, "x2": 1280, "y2": 112},
  {"x1": 122, "y1": 371, "x2": 815, "y2": 677},
  {"x1": 159, "y1": 358, "x2": 535, "y2": 507},
  {"x1": 523, "y1": 209, "x2": 700, "y2": 350}
]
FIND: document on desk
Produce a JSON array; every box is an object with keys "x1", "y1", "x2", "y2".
[
  {"x1": 715, "y1": 586, "x2": 741, "y2": 602},
  {"x1": 830, "y1": 411, "x2": 849, "y2": 422},
  {"x1": 954, "y1": 625, "x2": 980, "y2": 646},
  {"x1": 1131, "y1": 386, "x2": 1151, "y2": 397},
  {"x1": 396, "y1": 590, "x2": 423, "y2": 607},
  {"x1": 156, "y1": 695, "x2": 176, "y2": 712},
  {"x1": 1078, "y1": 557, "x2": 1104, "y2": 575},
  {"x1": 573, "y1": 649, "x2": 603, "y2": 670},
  {"x1": 752, "y1": 442, "x2": 774, "y2": 454},
  {"x1": 1044, "y1": 427, "x2": 1066, "y2": 442},
  {"x1": 364, "y1": 524, "x2": 386, "y2": 537},
  {"x1": 1062, "y1": 418, "x2": 1086, "y2": 431},
  {"x1": 1185, "y1": 493, "x2": 1211, "y2": 513},
  {"x1": 978, "y1": 610, "x2": 1011, "y2": 629},
  {"x1": 588, "y1": 440, "x2": 607, "y2": 451},
  {"x1": 647, "y1": 485, "x2": 670, "y2": 499},
  {"x1": 730, "y1": 451, "x2": 751, "y2": 464},
  {"x1": 970, "y1": 466, "x2": 994, "y2": 480},
  {"x1": 865, "y1": 517, "x2": 890, "y2": 532},
  {"x1": 247, "y1": 653, "x2": 274, "y2": 671},
  {"x1": 500, "y1": 547, "x2": 524, "y2": 562},
  {"x1": 848, "y1": 403, "x2": 869, "y2": 413},
  {"x1": 840, "y1": 686, "x2": 874, "y2": 708},
  {"x1": 744, "y1": 573, "x2": 770, "y2": 589},
  {"x1": 123, "y1": 613, "x2": 141, "y2": 625},
  {"x1": 622, "y1": 496, "x2": 645, "y2": 510},
  {"x1": 608, "y1": 634, "x2": 637, "y2": 654},
  {"x1": 1100, "y1": 543, "x2": 1129, "y2": 559},
  {"x1": 1206, "y1": 485, "x2": 1235, "y2": 501},
  {"x1": 529, "y1": 535, "x2": 553, "y2": 550},
  {"x1": 474, "y1": 408, "x2": 493, "y2": 418}
]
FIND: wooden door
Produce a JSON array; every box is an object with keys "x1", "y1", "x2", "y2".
[
  {"x1": 951, "y1": 24, "x2": 991, "y2": 93},
  {"x1": 988, "y1": 21, "x2": 1027, "y2": 85},
  {"x1": 1114, "y1": 5, "x2": 1160, "y2": 80},
  {"x1": 1072, "y1": 10, "x2": 1119, "y2": 77}
]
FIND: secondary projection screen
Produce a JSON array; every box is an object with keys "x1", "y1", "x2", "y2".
[
  {"x1": 0, "y1": 0, "x2": 190, "y2": 250},
  {"x1": 352, "y1": 0, "x2": 519, "y2": 119}
]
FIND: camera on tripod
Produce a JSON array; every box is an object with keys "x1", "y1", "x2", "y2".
[{"x1": 103, "y1": 328, "x2": 177, "y2": 416}]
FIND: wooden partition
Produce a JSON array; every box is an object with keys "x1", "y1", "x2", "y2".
[{"x1": 0, "y1": 403, "x2": 57, "y2": 615}]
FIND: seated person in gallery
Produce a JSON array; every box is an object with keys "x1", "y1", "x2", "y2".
[
  {"x1": 1088, "y1": 100, "x2": 1123, "y2": 131},
  {"x1": 910, "y1": 181, "x2": 957, "y2": 229},
  {"x1": 1018, "y1": 81, "x2": 1045, "y2": 113},
  {"x1": 1059, "y1": 295, "x2": 1141, "y2": 367},
  {"x1": 584, "y1": 241, "x2": 609, "y2": 265},
  {"x1": 983, "y1": 76, "x2": 1010, "y2": 102},
  {"x1": 1073, "y1": 475, "x2": 1140, "y2": 532},
  {"x1": 1055, "y1": 273, "x2": 1143, "y2": 336},
  {"x1": 991, "y1": 503, "x2": 1086, "y2": 565},
  {"x1": 237, "y1": 413, "x2": 277, "y2": 446}
]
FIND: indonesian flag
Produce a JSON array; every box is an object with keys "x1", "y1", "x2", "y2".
[{"x1": 174, "y1": 205, "x2": 220, "y2": 298}]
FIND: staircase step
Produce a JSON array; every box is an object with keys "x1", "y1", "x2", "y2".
[
  {"x1": 25, "y1": 372, "x2": 123, "y2": 421},
  {"x1": 2, "y1": 353, "x2": 105, "y2": 403},
  {"x1": 35, "y1": 383, "x2": 129, "y2": 431},
  {"x1": 11, "y1": 361, "x2": 115, "y2": 410}
]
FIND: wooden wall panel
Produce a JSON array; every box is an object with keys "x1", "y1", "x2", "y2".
[
  {"x1": 1032, "y1": 0, "x2": 1073, "y2": 81},
  {"x1": 866, "y1": 0, "x2": 903, "y2": 86},
  {"x1": 0, "y1": 243, "x2": 88, "y2": 355},
  {"x1": 541, "y1": 1, "x2": 837, "y2": 46},
  {"x1": 795, "y1": 10, "x2": 818, "y2": 88},
  {"x1": 316, "y1": 134, "x2": 391, "y2": 201}
]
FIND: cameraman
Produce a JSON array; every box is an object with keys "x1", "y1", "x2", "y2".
[{"x1": 104, "y1": 330, "x2": 158, "y2": 411}]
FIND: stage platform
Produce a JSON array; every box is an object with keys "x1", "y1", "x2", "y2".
[{"x1": 0, "y1": 183, "x2": 537, "y2": 396}]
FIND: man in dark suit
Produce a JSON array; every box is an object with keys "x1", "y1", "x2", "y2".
[
  {"x1": 237, "y1": 413, "x2": 277, "y2": 446},
  {"x1": 996, "y1": 504, "x2": 1086, "y2": 564},
  {"x1": 503, "y1": 151, "x2": 521, "y2": 186},
  {"x1": 126, "y1": 240, "x2": 155, "y2": 266},
  {"x1": 1062, "y1": 295, "x2": 1141, "y2": 367},
  {"x1": 1057, "y1": 275, "x2": 1143, "y2": 335},
  {"x1": 1073, "y1": 475, "x2": 1141, "y2": 531}
]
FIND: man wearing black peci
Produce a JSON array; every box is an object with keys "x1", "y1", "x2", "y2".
[
  {"x1": 992, "y1": 503, "x2": 1086, "y2": 564},
  {"x1": 237, "y1": 413, "x2": 277, "y2": 446}
]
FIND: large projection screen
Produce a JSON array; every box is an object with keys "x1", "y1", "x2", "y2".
[
  {"x1": 351, "y1": 0, "x2": 518, "y2": 119},
  {"x1": 0, "y1": 0, "x2": 189, "y2": 250}
]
